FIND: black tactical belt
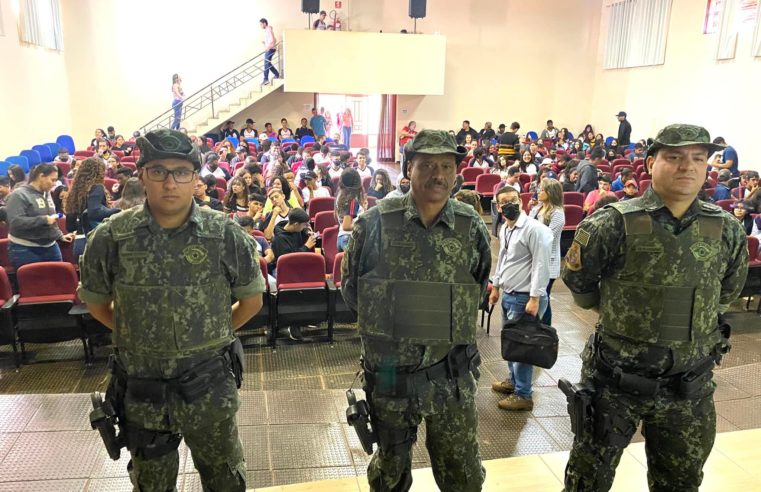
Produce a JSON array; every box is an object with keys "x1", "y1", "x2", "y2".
[{"x1": 363, "y1": 345, "x2": 481, "y2": 397}]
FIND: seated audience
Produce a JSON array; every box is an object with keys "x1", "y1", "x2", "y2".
[
  {"x1": 385, "y1": 174, "x2": 410, "y2": 199},
  {"x1": 262, "y1": 187, "x2": 292, "y2": 240},
  {"x1": 295, "y1": 118, "x2": 314, "y2": 141},
  {"x1": 224, "y1": 177, "x2": 249, "y2": 214},
  {"x1": 247, "y1": 193, "x2": 267, "y2": 229},
  {"x1": 105, "y1": 154, "x2": 121, "y2": 179},
  {"x1": 621, "y1": 180, "x2": 639, "y2": 200},
  {"x1": 271, "y1": 207, "x2": 316, "y2": 260},
  {"x1": 51, "y1": 185, "x2": 69, "y2": 214},
  {"x1": 713, "y1": 170, "x2": 732, "y2": 201},
  {"x1": 65, "y1": 157, "x2": 121, "y2": 261},
  {"x1": 110, "y1": 167, "x2": 134, "y2": 200},
  {"x1": 8, "y1": 165, "x2": 26, "y2": 190},
  {"x1": 193, "y1": 176, "x2": 223, "y2": 211},
  {"x1": 335, "y1": 168, "x2": 366, "y2": 252},
  {"x1": 454, "y1": 189, "x2": 484, "y2": 214},
  {"x1": 611, "y1": 168, "x2": 633, "y2": 192},
  {"x1": 5, "y1": 164, "x2": 74, "y2": 269},
  {"x1": 200, "y1": 153, "x2": 231, "y2": 180},
  {"x1": 592, "y1": 193, "x2": 619, "y2": 213},
  {"x1": 584, "y1": 176, "x2": 612, "y2": 213},
  {"x1": 112, "y1": 178, "x2": 145, "y2": 210},
  {"x1": 355, "y1": 152, "x2": 374, "y2": 179},
  {"x1": 301, "y1": 171, "x2": 331, "y2": 205},
  {"x1": 733, "y1": 200, "x2": 754, "y2": 235}
]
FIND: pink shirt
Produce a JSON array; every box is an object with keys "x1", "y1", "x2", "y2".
[{"x1": 264, "y1": 26, "x2": 276, "y2": 50}]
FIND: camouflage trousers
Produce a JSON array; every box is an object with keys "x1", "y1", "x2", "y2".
[
  {"x1": 563, "y1": 358, "x2": 716, "y2": 492},
  {"x1": 366, "y1": 372, "x2": 485, "y2": 492},
  {"x1": 127, "y1": 414, "x2": 246, "y2": 492}
]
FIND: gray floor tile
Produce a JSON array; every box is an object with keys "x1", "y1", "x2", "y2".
[
  {"x1": 260, "y1": 346, "x2": 320, "y2": 380},
  {"x1": 7, "y1": 361, "x2": 83, "y2": 393},
  {"x1": 536, "y1": 416, "x2": 575, "y2": 449},
  {"x1": 0, "y1": 479, "x2": 85, "y2": 491},
  {"x1": 238, "y1": 390, "x2": 268, "y2": 426},
  {"x1": 0, "y1": 432, "x2": 19, "y2": 464},
  {"x1": 0, "y1": 394, "x2": 44, "y2": 432},
  {"x1": 713, "y1": 374, "x2": 753, "y2": 402},
  {"x1": 0, "y1": 431, "x2": 101, "y2": 481},
  {"x1": 269, "y1": 423, "x2": 352, "y2": 469},
  {"x1": 267, "y1": 390, "x2": 342, "y2": 424},
  {"x1": 25, "y1": 394, "x2": 93, "y2": 431},
  {"x1": 272, "y1": 466, "x2": 358, "y2": 486},
  {"x1": 714, "y1": 364, "x2": 761, "y2": 396},
  {"x1": 85, "y1": 477, "x2": 135, "y2": 491},
  {"x1": 238, "y1": 425, "x2": 270, "y2": 471},
  {"x1": 262, "y1": 375, "x2": 324, "y2": 390},
  {"x1": 715, "y1": 396, "x2": 761, "y2": 430}
]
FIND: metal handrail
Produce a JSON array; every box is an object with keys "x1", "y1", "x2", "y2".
[{"x1": 138, "y1": 42, "x2": 282, "y2": 135}]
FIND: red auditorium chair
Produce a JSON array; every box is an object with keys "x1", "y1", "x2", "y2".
[
  {"x1": 563, "y1": 192, "x2": 584, "y2": 208},
  {"x1": 476, "y1": 174, "x2": 501, "y2": 200},
  {"x1": 704, "y1": 188, "x2": 715, "y2": 197},
  {"x1": 0, "y1": 239, "x2": 16, "y2": 283},
  {"x1": 56, "y1": 161, "x2": 72, "y2": 177},
  {"x1": 121, "y1": 162, "x2": 137, "y2": 172},
  {"x1": 74, "y1": 150, "x2": 94, "y2": 158},
  {"x1": 251, "y1": 229, "x2": 265, "y2": 238},
  {"x1": 716, "y1": 200, "x2": 734, "y2": 212},
  {"x1": 611, "y1": 158, "x2": 630, "y2": 169},
  {"x1": 272, "y1": 253, "x2": 333, "y2": 346},
  {"x1": 215, "y1": 176, "x2": 227, "y2": 189},
  {"x1": 0, "y1": 223, "x2": 7, "y2": 239},
  {"x1": 563, "y1": 205, "x2": 584, "y2": 229},
  {"x1": 638, "y1": 179, "x2": 651, "y2": 195},
  {"x1": 366, "y1": 196, "x2": 377, "y2": 209},
  {"x1": 121, "y1": 156, "x2": 135, "y2": 163},
  {"x1": 238, "y1": 257, "x2": 272, "y2": 342},
  {"x1": 362, "y1": 175, "x2": 372, "y2": 194},
  {"x1": 461, "y1": 167, "x2": 485, "y2": 187},
  {"x1": 518, "y1": 173, "x2": 531, "y2": 188},
  {"x1": 520, "y1": 192, "x2": 532, "y2": 212},
  {"x1": 216, "y1": 187, "x2": 226, "y2": 204},
  {"x1": 328, "y1": 252, "x2": 356, "y2": 323},
  {"x1": 15, "y1": 262, "x2": 89, "y2": 364},
  {"x1": 307, "y1": 196, "x2": 336, "y2": 221},
  {"x1": 322, "y1": 225, "x2": 339, "y2": 274},
  {"x1": 0, "y1": 268, "x2": 20, "y2": 367},
  {"x1": 314, "y1": 211, "x2": 338, "y2": 234},
  {"x1": 741, "y1": 236, "x2": 761, "y2": 312}
]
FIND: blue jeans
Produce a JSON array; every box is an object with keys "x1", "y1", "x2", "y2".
[
  {"x1": 9, "y1": 242, "x2": 62, "y2": 270},
  {"x1": 337, "y1": 234, "x2": 350, "y2": 252},
  {"x1": 341, "y1": 126, "x2": 352, "y2": 149},
  {"x1": 501, "y1": 291, "x2": 548, "y2": 399},
  {"x1": 73, "y1": 237, "x2": 87, "y2": 264},
  {"x1": 263, "y1": 49, "x2": 279, "y2": 81},
  {"x1": 171, "y1": 99, "x2": 182, "y2": 130}
]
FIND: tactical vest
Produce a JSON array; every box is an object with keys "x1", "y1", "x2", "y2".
[
  {"x1": 109, "y1": 208, "x2": 234, "y2": 357},
  {"x1": 356, "y1": 199, "x2": 481, "y2": 348},
  {"x1": 599, "y1": 201, "x2": 725, "y2": 350}
]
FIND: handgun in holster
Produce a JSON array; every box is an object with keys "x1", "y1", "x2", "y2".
[
  {"x1": 346, "y1": 389, "x2": 377, "y2": 455},
  {"x1": 558, "y1": 378, "x2": 595, "y2": 438},
  {"x1": 89, "y1": 391, "x2": 125, "y2": 460}
]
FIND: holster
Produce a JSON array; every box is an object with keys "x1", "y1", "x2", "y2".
[
  {"x1": 89, "y1": 391, "x2": 125, "y2": 460},
  {"x1": 557, "y1": 378, "x2": 594, "y2": 438},
  {"x1": 363, "y1": 344, "x2": 481, "y2": 398},
  {"x1": 228, "y1": 337, "x2": 245, "y2": 388},
  {"x1": 345, "y1": 389, "x2": 377, "y2": 455}
]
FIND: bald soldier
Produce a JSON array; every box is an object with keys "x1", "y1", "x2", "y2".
[{"x1": 560, "y1": 124, "x2": 748, "y2": 491}]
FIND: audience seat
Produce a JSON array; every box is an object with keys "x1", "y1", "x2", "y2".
[
  {"x1": 366, "y1": 196, "x2": 377, "y2": 209},
  {"x1": 15, "y1": 262, "x2": 89, "y2": 364},
  {"x1": 5, "y1": 155, "x2": 30, "y2": 173},
  {"x1": 520, "y1": 192, "x2": 532, "y2": 212},
  {"x1": 0, "y1": 161, "x2": 9, "y2": 176},
  {"x1": 32, "y1": 145, "x2": 53, "y2": 163},
  {"x1": 121, "y1": 156, "x2": 136, "y2": 163},
  {"x1": 563, "y1": 192, "x2": 584, "y2": 208},
  {"x1": 476, "y1": 173, "x2": 501, "y2": 200},
  {"x1": 215, "y1": 176, "x2": 227, "y2": 189},
  {"x1": 0, "y1": 239, "x2": 16, "y2": 281},
  {"x1": 611, "y1": 158, "x2": 630, "y2": 169},
  {"x1": 518, "y1": 173, "x2": 531, "y2": 187},
  {"x1": 314, "y1": 211, "x2": 338, "y2": 234},
  {"x1": 716, "y1": 200, "x2": 734, "y2": 212},
  {"x1": 461, "y1": 167, "x2": 485, "y2": 187},
  {"x1": 216, "y1": 186, "x2": 226, "y2": 204},
  {"x1": 0, "y1": 268, "x2": 20, "y2": 368},
  {"x1": 563, "y1": 205, "x2": 584, "y2": 229},
  {"x1": 273, "y1": 253, "x2": 333, "y2": 346},
  {"x1": 322, "y1": 225, "x2": 339, "y2": 274},
  {"x1": 704, "y1": 187, "x2": 715, "y2": 197},
  {"x1": 307, "y1": 196, "x2": 335, "y2": 221},
  {"x1": 55, "y1": 161, "x2": 71, "y2": 177},
  {"x1": 121, "y1": 162, "x2": 136, "y2": 172},
  {"x1": 56, "y1": 135, "x2": 76, "y2": 154},
  {"x1": 239, "y1": 257, "x2": 272, "y2": 343},
  {"x1": 362, "y1": 176, "x2": 372, "y2": 194},
  {"x1": 638, "y1": 179, "x2": 651, "y2": 195},
  {"x1": 328, "y1": 252, "x2": 356, "y2": 323},
  {"x1": 742, "y1": 236, "x2": 761, "y2": 312}
]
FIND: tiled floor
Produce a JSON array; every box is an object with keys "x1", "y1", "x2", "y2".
[{"x1": 0, "y1": 205, "x2": 760, "y2": 490}]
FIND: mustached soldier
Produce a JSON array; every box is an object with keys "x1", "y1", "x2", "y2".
[
  {"x1": 342, "y1": 130, "x2": 491, "y2": 491},
  {"x1": 79, "y1": 129, "x2": 264, "y2": 491},
  {"x1": 561, "y1": 124, "x2": 748, "y2": 491}
]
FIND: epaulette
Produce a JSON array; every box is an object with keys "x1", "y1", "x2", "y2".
[{"x1": 698, "y1": 200, "x2": 725, "y2": 216}]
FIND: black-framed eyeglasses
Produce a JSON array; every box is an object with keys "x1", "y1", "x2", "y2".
[{"x1": 144, "y1": 166, "x2": 196, "y2": 183}]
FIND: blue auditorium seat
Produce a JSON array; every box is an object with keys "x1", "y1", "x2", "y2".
[
  {"x1": 32, "y1": 145, "x2": 53, "y2": 163},
  {"x1": 56, "y1": 135, "x2": 76, "y2": 154},
  {"x1": 20, "y1": 149, "x2": 42, "y2": 167},
  {"x1": 5, "y1": 156, "x2": 29, "y2": 172}
]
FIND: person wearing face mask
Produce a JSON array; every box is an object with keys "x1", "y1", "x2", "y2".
[
  {"x1": 384, "y1": 173, "x2": 410, "y2": 199},
  {"x1": 342, "y1": 130, "x2": 491, "y2": 491},
  {"x1": 489, "y1": 186, "x2": 552, "y2": 411}
]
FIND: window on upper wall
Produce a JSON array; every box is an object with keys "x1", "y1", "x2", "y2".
[
  {"x1": 705, "y1": 0, "x2": 758, "y2": 34},
  {"x1": 603, "y1": 0, "x2": 674, "y2": 70},
  {"x1": 18, "y1": 0, "x2": 64, "y2": 51}
]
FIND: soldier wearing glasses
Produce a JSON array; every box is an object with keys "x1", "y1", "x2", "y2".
[{"x1": 79, "y1": 129, "x2": 264, "y2": 491}]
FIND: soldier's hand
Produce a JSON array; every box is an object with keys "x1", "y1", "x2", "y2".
[{"x1": 488, "y1": 286, "x2": 499, "y2": 305}]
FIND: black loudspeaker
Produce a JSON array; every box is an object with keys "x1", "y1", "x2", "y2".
[
  {"x1": 409, "y1": 0, "x2": 426, "y2": 18},
  {"x1": 302, "y1": 0, "x2": 319, "y2": 14}
]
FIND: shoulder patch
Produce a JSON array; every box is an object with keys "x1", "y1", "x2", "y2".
[
  {"x1": 565, "y1": 242, "x2": 582, "y2": 271},
  {"x1": 698, "y1": 201, "x2": 724, "y2": 216}
]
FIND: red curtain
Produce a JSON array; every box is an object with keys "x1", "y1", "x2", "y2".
[{"x1": 377, "y1": 94, "x2": 397, "y2": 162}]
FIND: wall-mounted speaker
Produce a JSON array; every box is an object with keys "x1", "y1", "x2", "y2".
[
  {"x1": 302, "y1": 0, "x2": 319, "y2": 14},
  {"x1": 409, "y1": 0, "x2": 426, "y2": 19}
]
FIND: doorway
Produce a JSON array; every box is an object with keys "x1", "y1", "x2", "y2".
[{"x1": 315, "y1": 93, "x2": 382, "y2": 159}]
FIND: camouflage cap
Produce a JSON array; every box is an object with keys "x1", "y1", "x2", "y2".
[
  {"x1": 402, "y1": 129, "x2": 467, "y2": 178},
  {"x1": 136, "y1": 129, "x2": 202, "y2": 170},
  {"x1": 646, "y1": 124, "x2": 725, "y2": 158}
]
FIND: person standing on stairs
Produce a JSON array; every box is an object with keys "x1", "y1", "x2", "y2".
[
  {"x1": 171, "y1": 74, "x2": 184, "y2": 130},
  {"x1": 260, "y1": 18, "x2": 280, "y2": 85}
]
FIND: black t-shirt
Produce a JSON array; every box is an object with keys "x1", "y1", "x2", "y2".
[
  {"x1": 455, "y1": 128, "x2": 479, "y2": 145},
  {"x1": 498, "y1": 132, "x2": 520, "y2": 147},
  {"x1": 295, "y1": 127, "x2": 314, "y2": 140},
  {"x1": 222, "y1": 128, "x2": 240, "y2": 139},
  {"x1": 480, "y1": 129, "x2": 496, "y2": 141}
]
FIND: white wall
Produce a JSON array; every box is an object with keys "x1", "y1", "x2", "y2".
[{"x1": 590, "y1": 0, "x2": 761, "y2": 170}]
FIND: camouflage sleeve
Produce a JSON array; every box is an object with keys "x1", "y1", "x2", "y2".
[
  {"x1": 223, "y1": 223, "x2": 266, "y2": 300},
  {"x1": 561, "y1": 208, "x2": 625, "y2": 309},
  {"x1": 471, "y1": 216, "x2": 492, "y2": 297},
  {"x1": 340, "y1": 215, "x2": 367, "y2": 312},
  {"x1": 77, "y1": 222, "x2": 116, "y2": 305},
  {"x1": 718, "y1": 217, "x2": 749, "y2": 312}
]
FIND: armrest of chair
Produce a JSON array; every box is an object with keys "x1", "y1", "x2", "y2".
[
  {"x1": 1, "y1": 294, "x2": 19, "y2": 311},
  {"x1": 68, "y1": 303, "x2": 90, "y2": 316},
  {"x1": 326, "y1": 279, "x2": 338, "y2": 317}
]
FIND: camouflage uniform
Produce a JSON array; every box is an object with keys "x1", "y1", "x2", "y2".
[
  {"x1": 342, "y1": 130, "x2": 492, "y2": 492},
  {"x1": 561, "y1": 125, "x2": 748, "y2": 492},
  {"x1": 79, "y1": 130, "x2": 264, "y2": 492}
]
